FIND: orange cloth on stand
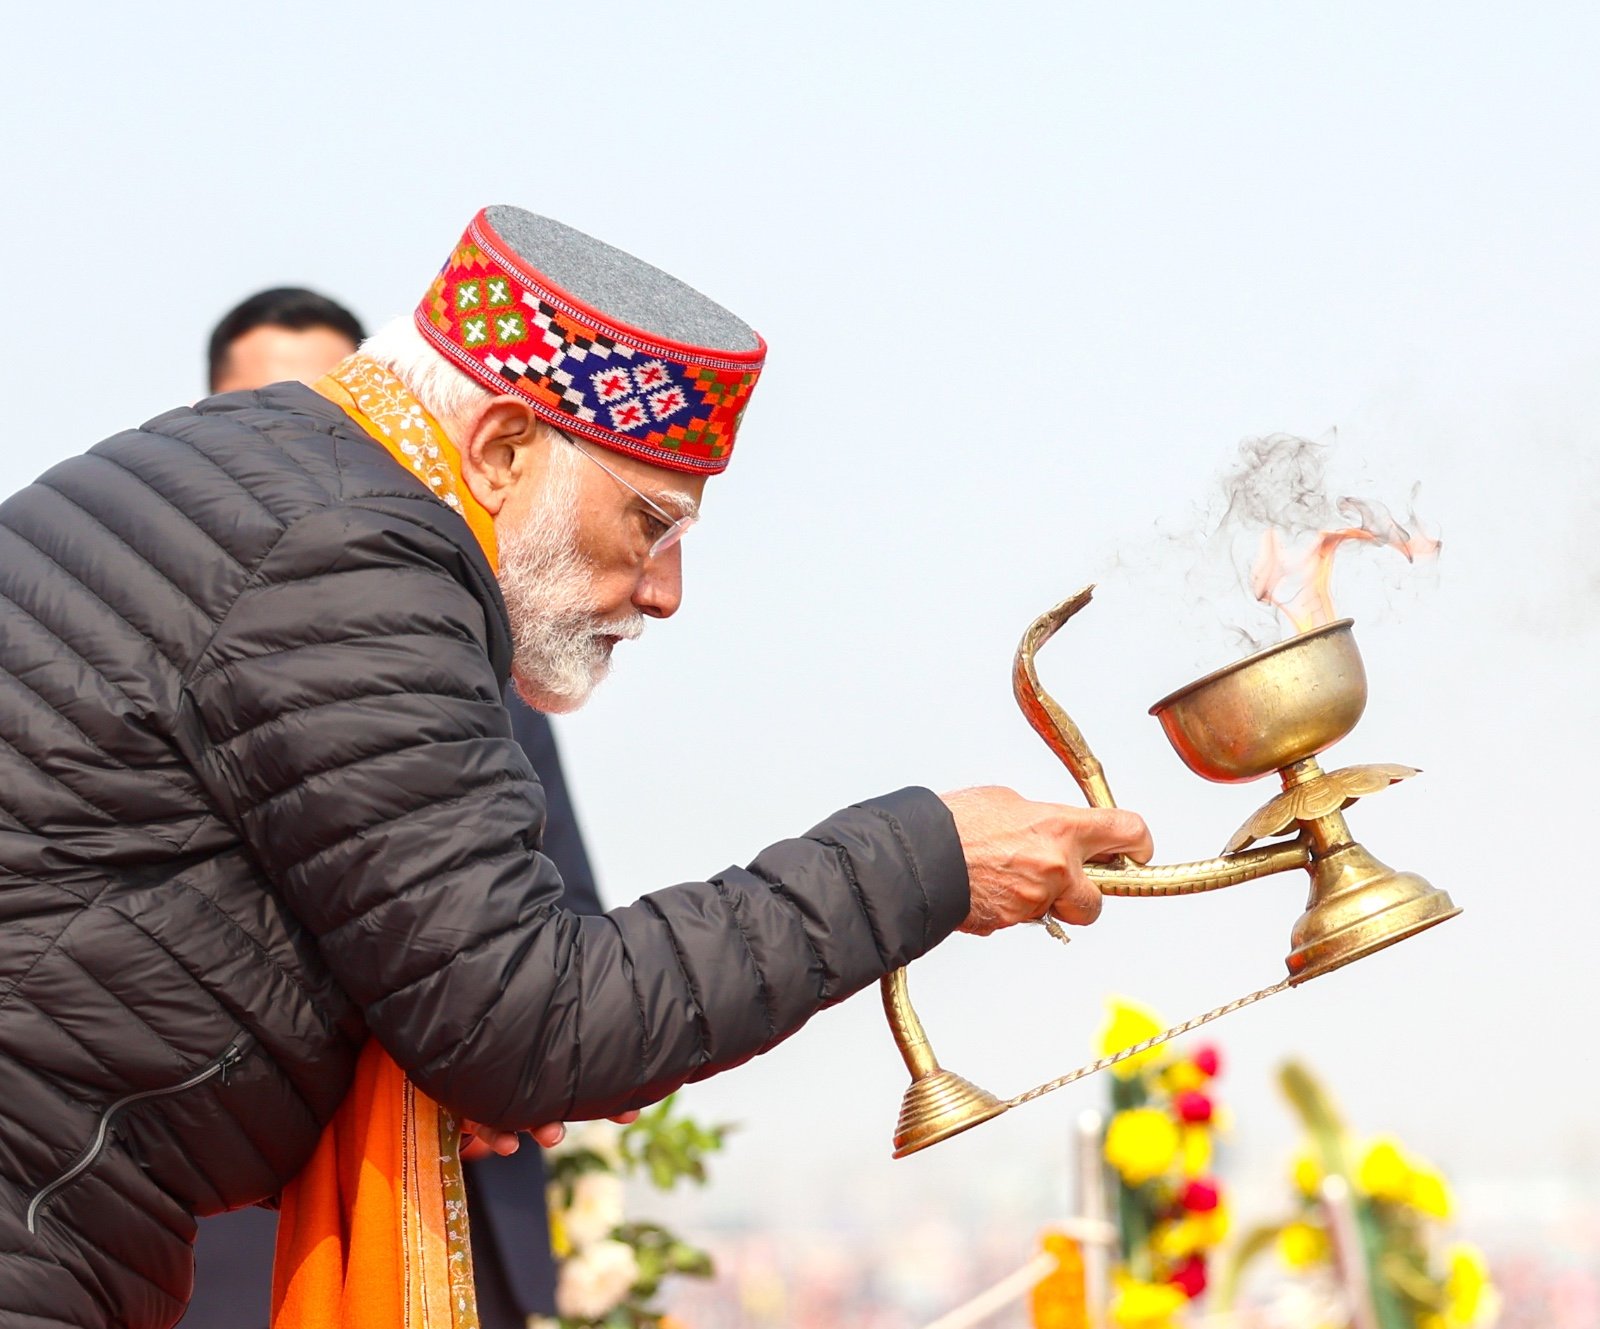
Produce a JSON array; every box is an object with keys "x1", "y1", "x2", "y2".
[{"x1": 271, "y1": 357, "x2": 499, "y2": 1329}]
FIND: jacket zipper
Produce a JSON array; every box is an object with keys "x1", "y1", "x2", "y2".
[{"x1": 25, "y1": 1033, "x2": 256, "y2": 1235}]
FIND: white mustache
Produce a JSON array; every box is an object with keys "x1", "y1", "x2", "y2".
[{"x1": 599, "y1": 614, "x2": 646, "y2": 643}]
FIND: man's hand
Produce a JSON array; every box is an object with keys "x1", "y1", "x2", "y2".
[
  {"x1": 460, "y1": 1111, "x2": 642, "y2": 1160},
  {"x1": 940, "y1": 786, "x2": 1153, "y2": 936}
]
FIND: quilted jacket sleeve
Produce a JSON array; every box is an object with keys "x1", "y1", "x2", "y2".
[{"x1": 181, "y1": 496, "x2": 969, "y2": 1128}]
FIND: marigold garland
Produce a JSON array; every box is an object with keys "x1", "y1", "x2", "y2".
[{"x1": 1097, "y1": 997, "x2": 1231, "y2": 1323}]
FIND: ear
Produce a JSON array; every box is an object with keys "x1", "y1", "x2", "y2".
[{"x1": 456, "y1": 397, "x2": 550, "y2": 516}]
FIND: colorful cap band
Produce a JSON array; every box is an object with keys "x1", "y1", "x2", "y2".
[{"x1": 417, "y1": 207, "x2": 766, "y2": 475}]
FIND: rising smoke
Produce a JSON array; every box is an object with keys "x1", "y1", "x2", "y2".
[
  {"x1": 1105, "y1": 431, "x2": 1442, "y2": 660},
  {"x1": 1215, "y1": 433, "x2": 1441, "y2": 645}
]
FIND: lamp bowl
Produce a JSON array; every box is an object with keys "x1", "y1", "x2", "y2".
[{"x1": 1149, "y1": 620, "x2": 1367, "y2": 783}]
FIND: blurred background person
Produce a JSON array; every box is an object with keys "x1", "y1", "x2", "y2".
[
  {"x1": 206, "y1": 287, "x2": 366, "y2": 395},
  {"x1": 184, "y1": 287, "x2": 602, "y2": 1328}
]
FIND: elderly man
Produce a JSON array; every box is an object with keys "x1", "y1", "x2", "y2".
[
  {"x1": 0, "y1": 206, "x2": 1151, "y2": 1329},
  {"x1": 188, "y1": 286, "x2": 607, "y2": 1328}
]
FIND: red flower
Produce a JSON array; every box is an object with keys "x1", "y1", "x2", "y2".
[
  {"x1": 1192, "y1": 1045, "x2": 1221, "y2": 1078},
  {"x1": 1174, "y1": 1090, "x2": 1214, "y2": 1123},
  {"x1": 1170, "y1": 1255, "x2": 1208, "y2": 1298},
  {"x1": 1179, "y1": 1179, "x2": 1220, "y2": 1212}
]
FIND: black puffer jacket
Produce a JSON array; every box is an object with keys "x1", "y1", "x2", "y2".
[{"x1": 0, "y1": 384, "x2": 968, "y2": 1329}]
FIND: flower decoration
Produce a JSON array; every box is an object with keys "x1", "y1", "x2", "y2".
[
  {"x1": 540, "y1": 1095, "x2": 729, "y2": 1329},
  {"x1": 1216, "y1": 1060, "x2": 1499, "y2": 1329},
  {"x1": 563, "y1": 1172, "x2": 628, "y2": 1251},
  {"x1": 1435, "y1": 1244, "x2": 1494, "y2": 1328},
  {"x1": 1109, "y1": 1273, "x2": 1188, "y2": 1328},
  {"x1": 1105, "y1": 1108, "x2": 1180, "y2": 1187},
  {"x1": 1275, "y1": 1218, "x2": 1329, "y2": 1271},
  {"x1": 1096, "y1": 997, "x2": 1231, "y2": 1322},
  {"x1": 1099, "y1": 997, "x2": 1165, "y2": 1078},
  {"x1": 557, "y1": 1239, "x2": 641, "y2": 1321}
]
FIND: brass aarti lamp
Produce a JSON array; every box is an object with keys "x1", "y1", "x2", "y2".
[{"x1": 882, "y1": 586, "x2": 1459, "y2": 1157}]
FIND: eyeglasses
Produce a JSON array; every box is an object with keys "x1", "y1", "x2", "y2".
[{"x1": 561, "y1": 434, "x2": 698, "y2": 559}]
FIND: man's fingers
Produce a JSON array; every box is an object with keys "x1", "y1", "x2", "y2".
[
  {"x1": 462, "y1": 1120, "x2": 523, "y2": 1156},
  {"x1": 1078, "y1": 808, "x2": 1154, "y2": 865},
  {"x1": 946, "y1": 787, "x2": 1154, "y2": 936},
  {"x1": 530, "y1": 1122, "x2": 566, "y2": 1149},
  {"x1": 609, "y1": 1110, "x2": 641, "y2": 1125},
  {"x1": 1049, "y1": 858, "x2": 1102, "y2": 925}
]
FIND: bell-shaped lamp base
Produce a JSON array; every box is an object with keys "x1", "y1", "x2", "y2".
[
  {"x1": 1287, "y1": 841, "x2": 1460, "y2": 984},
  {"x1": 892, "y1": 1068, "x2": 1010, "y2": 1158}
]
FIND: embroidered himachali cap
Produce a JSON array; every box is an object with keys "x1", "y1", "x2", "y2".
[{"x1": 416, "y1": 206, "x2": 766, "y2": 476}]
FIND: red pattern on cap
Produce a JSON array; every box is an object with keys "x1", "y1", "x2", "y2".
[{"x1": 415, "y1": 210, "x2": 764, "y2": 475}]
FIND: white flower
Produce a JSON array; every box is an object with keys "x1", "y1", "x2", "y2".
[
  {"x1": 555, "y1": 1238, "x2": 638, "y2": 1320},
  {"x1": 562, "y1": 1172, "x2": 625, "y2": 1250}
]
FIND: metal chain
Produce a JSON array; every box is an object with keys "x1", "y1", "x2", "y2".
[{"x1": 1005, "y1": 977, "x2": 1293, "y2": 1109}]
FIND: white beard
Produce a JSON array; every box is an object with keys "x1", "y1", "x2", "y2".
[{"x1": 496, "y1": 463, "x2": 644, "y2": 714}]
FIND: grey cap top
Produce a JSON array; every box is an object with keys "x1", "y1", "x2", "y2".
[{"x1": 483, "y1": 205, "x2": 761, "y2": 355}]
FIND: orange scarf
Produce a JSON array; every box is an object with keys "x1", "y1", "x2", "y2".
[{"x1": 270, "y1": 357, "x2": 498, "y2": 1329}]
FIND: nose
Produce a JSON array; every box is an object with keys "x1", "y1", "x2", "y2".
[{"x1": 632, "y1": 541, "x2": 683, "y2": 620}]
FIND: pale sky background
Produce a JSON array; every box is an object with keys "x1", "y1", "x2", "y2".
[{"x1": 1, "y1": 0, "x2": 1594, "y2": 1252}]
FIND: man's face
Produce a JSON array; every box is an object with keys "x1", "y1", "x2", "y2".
[
  {"x1": 494, "y1": 436, "x2": 704, "y2": 714},
  {"x1": 213, "y1": 324, "x2": 358, "y2": 393}
]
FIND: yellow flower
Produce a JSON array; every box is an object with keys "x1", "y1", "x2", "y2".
[
  {"x1": 1276, "y1": 1220, "x2": 1330, "y2": 1270},
  {"x1": 1409, "y1": 1166, "x2": 1454, "y2": 1220},
  {"x1": 1290, "y1": 1150, "x2": 1323, "y2": 1198},
  {"x1": 1162, "y1": 1059, "x2": 1206, "y2": 1095},
  {"x1": 1356, "y1": 1137, "x2": 1413, "y2": 1204},
  {"x1": 1110, "y1": 1275, "x2": 1187, "y2": 1329},
  {"x1": 1444, "y1": 1244, "x2": 1495, "y2": 1326},
  {"x1": 1099, "y1": 997, "x2": 1164, "y2": 1078},
  {"x1": 1152, "y1": 1204, "x2": 1230, "y2": 1260},
  {"x1": 1152, "y1": 1217, "x2": 1200, "y2": 1261},
  {"x1": 1355, "y1": 1137, "x2": 1456, "y2": 1218},
  {"x1": 1180, "y1": 1123, "x2": 1212, "y2": 1178},
  {"x1": 1104, "y1": 1107, "x2": 1180, "y2": 1185},
  {"x1": 547, "y1": 1196, "x2": 572, "y2": 1259}
]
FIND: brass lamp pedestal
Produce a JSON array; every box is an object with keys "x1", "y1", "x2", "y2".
[
  {"x1": 882, "y1": 967, "x2": 1008, "y2": 1155},
  {"x1": 882, "y1": 588, "x2": 1459, "y2": 1157}
]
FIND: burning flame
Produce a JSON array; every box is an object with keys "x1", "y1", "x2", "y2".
[{"x1": 1251, "y1": 496, "x2": 1441, "y2": 634}]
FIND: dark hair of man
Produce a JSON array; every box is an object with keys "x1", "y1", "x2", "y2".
[{"x1": 206, "y1": 288, "x2": 367, "y2": 391}]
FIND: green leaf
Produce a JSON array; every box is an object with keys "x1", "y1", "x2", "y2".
[
  {"x1": 672, "y1": 1249, "x2": 715, "y2": 1279},
  {"x1": 1212, "y1": 1220, "x2": 1290, "y2": 1309},
  {"x1": 1277, "y1": 1061, "x2": 1353, "y2": 1177}
]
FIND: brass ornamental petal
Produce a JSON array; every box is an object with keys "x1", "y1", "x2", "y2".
[{"x1": 1223, "y1": 764, "x2": 1419, "y2": 853}]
